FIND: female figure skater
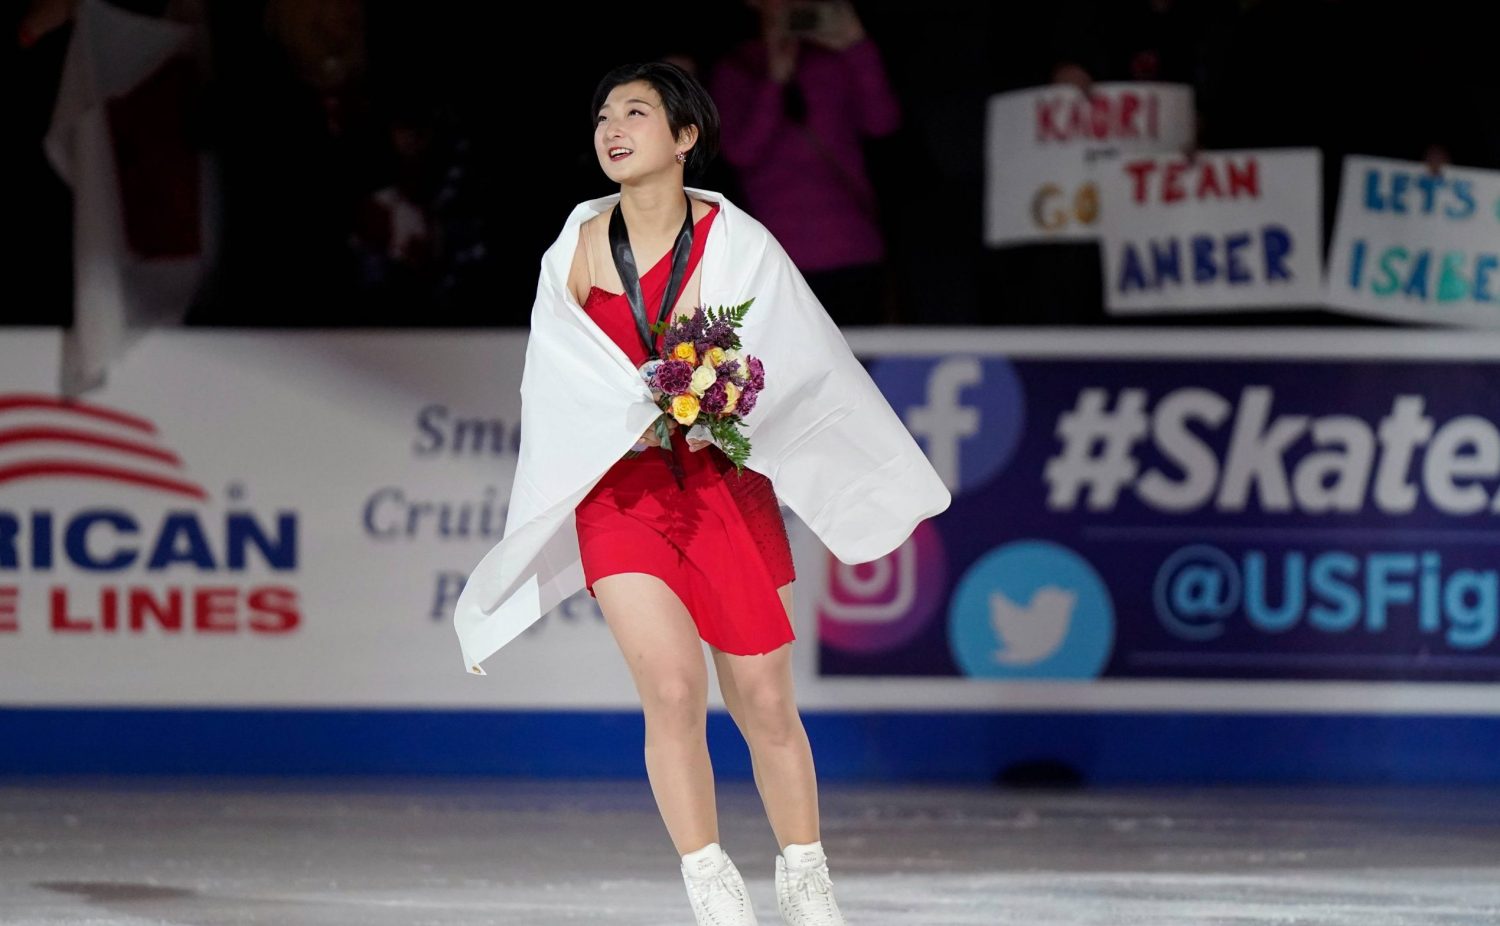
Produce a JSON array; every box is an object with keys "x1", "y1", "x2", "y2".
[{"x1": 571, "y1": 61, "x2": 847, "y2": 925}]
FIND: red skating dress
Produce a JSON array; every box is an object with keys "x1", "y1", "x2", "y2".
[{"x1": 574, "y1": 202, "x2": 797, "y2": 655}]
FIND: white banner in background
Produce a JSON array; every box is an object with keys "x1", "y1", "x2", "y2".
[
  {"x1": 1099, "y1": 149, "x2": 1323, "y2": 313},
  {"x1": 984, "y1": 82, "x2": 1195, "y2": 247},
  {"x1": 1327, "y1": 155, "x2": 1500, "y2": 326},
  {"x1": 4, "y1": 328, "x2": 1500, "y2": 716}
]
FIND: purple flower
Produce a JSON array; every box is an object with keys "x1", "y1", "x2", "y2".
[
  {"x1": 653, "y1": 359, "x2": 693, "y2": 395},
  {"x1": 736, "y1": 382, "x2": 759, "y2": 416},
  {"x1": 661, "y1": 306, "x2": 706, "y2": 352},
  {"x1": 701, "y1": 379, "x2": 728, "y2": 414},
  {"x1": 746, "y1": 356, "x2": 765, "y2": 389},
  {"x1": 705, "y1": 317, "x2": 735, "y2": 348}
]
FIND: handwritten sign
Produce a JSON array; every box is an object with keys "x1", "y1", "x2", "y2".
[
  {"x1": 983, "y1": 83, "x2": 1195, "y2": 247},
  {"x1": 1099, "y1": 149, "x2": 1323, "y2": 313},
  {"x1": 1327, "y1": 155, "x2": 1500, "y2": 326}
]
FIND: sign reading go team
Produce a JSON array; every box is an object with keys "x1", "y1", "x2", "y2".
[
  {"x1": 983, "y1": 82, "x2": 1195, "y2": 247},
  {"x1": 1327, "y1": 155, "x2": 1500, "y2": 325},
  {"x1": 1099, "y1": 149, "x2": 1323, "y2": 313}
]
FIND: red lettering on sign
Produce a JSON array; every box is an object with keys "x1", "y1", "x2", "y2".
[
  {"x1": 1036, "y1": 92, "x2": 1163, "y2": 144},
  {"x1": 1036, "y1": 99, "x2": 1063, "y2": 142},
  {"x1": 1117, "y1": 93, "x2": 1140, "y2": 139},
  {"x1": 0, "y1": 587, "x2": 17, "y2": 632},
  {"x1": 194, "y1": 587, "x2": 238, "y2": 633},
  {"x1": 51, "y1": 587, "x2": 93, "y2": 632},
  {"x1": 1228, "y1": 158, "x2": 1260, "y2": 198},
  {"x1": 1163, "y1": 161, "x2": 1187, "y2": 204},
  {"x1": 1126, "y1": 160, "x2": 1155, "y2": 204},
  {"x1": 1195, "y1": 161, "x2": 1223, "y2": 198},
  {"x1": 1126, "y1": 156, "x2": 1264, "y2": 206},
  {"x1": 44, "y1": 585, "x2": 303, "y2": 634},
  {"x1": 247, "y1": 586, "x2": 300, "y2": 633},
  {"x1": 129, "y1": 587, "x2": 183, "y2": 632}
]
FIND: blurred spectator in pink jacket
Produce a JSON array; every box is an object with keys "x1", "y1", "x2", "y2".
[{"x1": 711, "y1": 0, "x2": 900, "y2": 327}]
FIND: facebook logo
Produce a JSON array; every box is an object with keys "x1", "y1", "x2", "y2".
[{"x1": 868, "y1": 356, "x2": 1025, "y2": 496}]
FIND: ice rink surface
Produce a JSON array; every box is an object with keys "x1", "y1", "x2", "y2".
[{"x1": 2, "y1": 777, "x2": 1498, "y2": 925}]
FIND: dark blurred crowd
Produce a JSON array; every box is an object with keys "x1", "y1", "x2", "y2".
[{"x1": 7, "y1": 0, "x2": 1497, "y2": 330}]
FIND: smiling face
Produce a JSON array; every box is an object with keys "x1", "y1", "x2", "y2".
[{"x1": 594, "y1": 80, "x2": 696, "y2": 182}]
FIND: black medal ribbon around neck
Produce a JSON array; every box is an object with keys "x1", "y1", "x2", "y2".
[
  {"x1": 609, "y1": 191, "x2": 695, "y2": 361},
  {"x1": 608, "y1": 192, "x2": 696, "y2": 489}
]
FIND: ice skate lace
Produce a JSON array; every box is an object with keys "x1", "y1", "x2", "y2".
[
  {"x1": 686, "y1": 864, "x2": 749, "y2": 924},
  {"x1": 783, "y1": 862, "x2": 837, "y2": 917}
]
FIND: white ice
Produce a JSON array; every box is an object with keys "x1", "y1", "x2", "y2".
[{"x1": 2, "y1": 778, "x2": 1498, "y2": 925}]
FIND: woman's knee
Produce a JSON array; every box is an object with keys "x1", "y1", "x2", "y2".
[
  {"x1": 740, "y1": 684, "x2": 800, "y2": 745},
  {"x1": 643, "y1": 675, "x2": 708, "y2": 730}
]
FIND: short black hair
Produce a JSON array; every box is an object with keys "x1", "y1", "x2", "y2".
[{"x1": 590, "y1": 61, "x2": 721, "y2": 181}]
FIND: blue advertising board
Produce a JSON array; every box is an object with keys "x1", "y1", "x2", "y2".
[{"x1": 822, "y1": 332, "x2": 1500, "y2": 692}]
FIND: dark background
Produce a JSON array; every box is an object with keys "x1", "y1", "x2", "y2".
[{"x1": 8, "y1": 0, "x2": 1495, "y2": 330}]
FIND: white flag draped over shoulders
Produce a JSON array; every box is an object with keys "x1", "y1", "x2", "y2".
[{"x1": 453, "y1": 187, "x2": 951, "y2": 675}]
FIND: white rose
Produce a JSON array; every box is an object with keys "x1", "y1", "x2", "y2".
[
  {"x1": 721, "y1": 348, "x2": 743, "y2": 365},
  {"x1": 688, "y1": 364, "x2": 717, "y2": 397}
]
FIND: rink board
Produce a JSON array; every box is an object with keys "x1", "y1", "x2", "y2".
[{"x1": 2, "y1": 327, "x2": 1498, "y2": 780}]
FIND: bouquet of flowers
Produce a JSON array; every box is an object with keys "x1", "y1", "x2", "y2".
[{"x1": 628, "y1": 298, "x2": 765, "y2": 475}]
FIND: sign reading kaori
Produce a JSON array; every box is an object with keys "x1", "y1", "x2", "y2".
[
  {"x1": 984, "y1": 82, "x2": 1195, "y2": 247},
  {"x1": 1098, "y1": 150, "x2": 1323, "y2": 313},
  {"x1": 1328, "y1": 155, "x2": 1500, "y2": 325}
]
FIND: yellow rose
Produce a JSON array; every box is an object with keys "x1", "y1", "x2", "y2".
[
  {"x1": 670, "y1": 393, "x2": 700, "y2": 425},
  {"x1": 672, "y1": 342, "x2": 697, "y2": 364},
  {"x1": 705, "y1": 346, "x2": 726, "y2": 367},
  {"x1": 688, "y1": 364, "x2": 717, "y2": 396},
  {"x1": 722, "y1": 380, "x2": 740, "y2": 414}
]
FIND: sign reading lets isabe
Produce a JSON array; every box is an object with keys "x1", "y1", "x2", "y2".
[{"x1": 1328, "y1": 155, "x2": 1500, "y2": 325}]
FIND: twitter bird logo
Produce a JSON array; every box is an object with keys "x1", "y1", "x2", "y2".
[
  {"x1": 950, "y1": 540, "x2": 1113, "y2": 679},
  {"x1": 989, "y1": 586, "x2": 1075, "y2": 665}
]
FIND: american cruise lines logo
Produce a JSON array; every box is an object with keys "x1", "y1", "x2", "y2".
[
  {"x1": 0, "y1": 393, "x2": 207, "y2": 499},
  {"x1": 0, "y1": 392, "x2": 301, "y2": 636}
]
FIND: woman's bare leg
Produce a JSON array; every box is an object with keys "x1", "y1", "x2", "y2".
[
  {"x1": 594, "y1": 572, "x2": 718, "y2": 856},
  {"x1": 711, "y1": 582, "x2": 820, "y2": 850}
]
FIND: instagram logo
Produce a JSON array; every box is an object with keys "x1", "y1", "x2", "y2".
[{"x1": 818, "y1": 520, "x2": 947, "y2": 654}]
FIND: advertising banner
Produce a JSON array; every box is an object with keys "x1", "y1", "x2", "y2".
[
  {"x1": 827, "y1": 329, "x2": 1500, "y2": 717},
  {"x1": 4, "y1": 328, "x2": 1499, "y2": 715}
]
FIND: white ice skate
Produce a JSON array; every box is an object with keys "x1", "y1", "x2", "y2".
[
  {"x1": 775, "y1": 841, "x2": 848, "y2": 925},
  {"x1": 681, "y1": 842, "x2": 760, "y2": 925}
]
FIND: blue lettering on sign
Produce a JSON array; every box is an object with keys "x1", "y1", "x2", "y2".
[
  {"x1": 0, "y1": 510, "x2": 298, "y2": 572},
  {"x1": 1192, "y1": 235, "x2": 1217, "y2": 283},
  {"x1": 1362, "y1": 166, "x2": 1476, "y2": 220},
  {"x1": 1117, "y1": 226, "x2": 1295, "y2": 292},
  {"x1": 1346, "y1": 240, "x2": 1500, "y2": 305},
  {"x1": 1263, "y1": 226, "x2": 1292, "y2": 281},
  {"x1": 1155, "y1": 545, "x2": 1498, "y2": 649}
]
